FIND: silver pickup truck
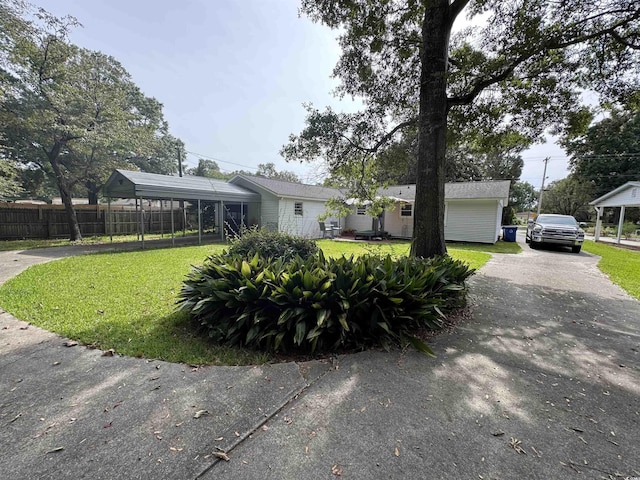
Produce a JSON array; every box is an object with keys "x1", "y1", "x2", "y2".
[{"x1": 526, "y1": 214, "x2": 585, "y2": 253}]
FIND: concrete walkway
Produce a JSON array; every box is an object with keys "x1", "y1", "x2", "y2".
[{"x1": 0, "y1": 239, "x2": 638, "y2": 479}]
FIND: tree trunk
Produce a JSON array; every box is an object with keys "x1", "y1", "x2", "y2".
[
  {"x1": 411, "y1": 1, "x2": 451, "y2": 258},
  {"x1": 87, "y1": 181, "x2": 99, "y2": 205},
  {"x1": 49, "y1": 152, "x2": 83, "y2": 241}
]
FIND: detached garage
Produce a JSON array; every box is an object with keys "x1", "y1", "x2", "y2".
[{"x1": 366, "y1": 180, "x2": 511, "y2": 244}]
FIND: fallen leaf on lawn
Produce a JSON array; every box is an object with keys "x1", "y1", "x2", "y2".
[
  {"x1": 63, "y1": 340, "x2": 78, "y2": 347},
  {"x1": 331, "y1": 464, "x2": 343, "y2": 476},
  {"x1": 193, "y1": 410, "x2": 209, "y2": 419}
]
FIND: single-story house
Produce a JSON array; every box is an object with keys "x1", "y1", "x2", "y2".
[
  {"x1": 589, "y1": 181, "x2": 640, "y2": 244},
  {"x1": 228, "y1": 174, "x2": 342, "y2": 238},
  {"x1": 103, "y1": 169, "x2": 510, "y2": 244},
  {"x1": 344, "y1": 180, "x2": 511, "y2": 244}
]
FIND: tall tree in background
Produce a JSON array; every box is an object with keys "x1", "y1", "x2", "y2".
[
  {"x1": 283, "y1": 0, "x2": 639, "y2": 258},
  {"x1": 187, "y1": 158, "x2": 228, "y2": 179},
  {"x1": 540, "y1": 175, "x2": 594, "y2": 220},
  {"x1": 564, "y1": 103, "x2": 640, "y2": 199},
  {"x1": 0, "y1": 3, "x2": 182, "y2": 240},
  {"x1": 255, "y1": 162, "x2": 301, "y2": 183}
]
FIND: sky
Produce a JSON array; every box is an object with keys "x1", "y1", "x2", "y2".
[{"x1": 36, "y1": 0, "x2": 573, "y2": 187}]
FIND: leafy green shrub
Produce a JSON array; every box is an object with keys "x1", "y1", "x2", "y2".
[
  {"x1": 177, "y1": 251, "x2": 474, "y2": 355},
  {"x1": 227, "y1": 226, "x2": 318, "y2": 262},
  {"x1": 621, "y1": 221, "x2": 638, "y2": 238}
]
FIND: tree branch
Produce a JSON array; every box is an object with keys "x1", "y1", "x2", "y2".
[
  {"x1": 611, "y1": 30, "x2": 640, "y2": 50},
  {"x1": 449, "y1": 0, "x2": 471, "y2": 24}
]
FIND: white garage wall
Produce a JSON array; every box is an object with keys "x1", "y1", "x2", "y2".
[{"x1": 445, "y1": 199, "x2": 500, "y2": 243}]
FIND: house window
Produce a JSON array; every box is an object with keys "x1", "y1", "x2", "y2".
[
  {"x1": 356, "y1": 206, "x2": 366, "y2": 215},
  {"x1": 294, "y1": 202, "x2": 303, "y2": 216},
  {"x1": 400, "y1": 203, "x2": 412, "y2": 217}
]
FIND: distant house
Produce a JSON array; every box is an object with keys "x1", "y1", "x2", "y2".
[
  {"x1": 344, "y1": 180, "x2": 511, "y2": 244},
  {"x1": 228, "y1": 175, "x2": 342, "y2": 238}
]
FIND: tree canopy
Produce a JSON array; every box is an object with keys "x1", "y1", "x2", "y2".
[
  {"x1": 283, "y1": 0, "x2": 640, "y2": 257},
  {"x1": 564, "y1": 103, "x2": 640, "y2": 199},
  {"x1": 0, "y1": 2, "x2": 183, "y2": 240}
]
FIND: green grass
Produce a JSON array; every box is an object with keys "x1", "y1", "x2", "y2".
[
  {"x1": 582, "y1": 240, "x2": 640, "y2": 300},
  {"x1": 0, "y1": 239, "x2": 508, "y2": 364},
  {"x1": 0, "y1": 231, "x2": 202, "y2": 252}
]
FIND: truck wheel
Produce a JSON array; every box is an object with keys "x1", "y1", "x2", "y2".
[{"x1": 572, "y1": 245, "x2": 581, "y2": 253}]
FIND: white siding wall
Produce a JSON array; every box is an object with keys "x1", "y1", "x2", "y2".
[
  {"x1": 278, "y1": 198, "x2": 337, "y2": 238},
  {"x1": 596, "y1": 185, "x2": 640, "y2": 207},
  {"x1": 445, "y1": 199, "x2": 500, "y2": 243},
  {"x1": 344, "y1": 207, "x2": 375, "y2": 231},
  {"x1": 384, "y1": 205, "x2": 413, "y2": 238},
  {"x1": 259, "y1": 193, "x2": 280, "y2": 230}
]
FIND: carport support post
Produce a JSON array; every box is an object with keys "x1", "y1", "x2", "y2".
[
  {"x1": 198, "y1": 199, "x2": 202, "y2": 245},
  {"x1": 594, "y1": 207, "x2": 602, "y2": 241},
  {"x1": 107, "y1": 197, "x2": 113, "y2": 243},
  {"x1": 170, "y1": 198, "x2": 175, "y2": 247},
  {"x1": 140, "y1": 197, "x2": 145, "y2": 249},
  {"x1": 616, "y1": 205, "x2": 625, "y2": 244},
  {"x1": 220, "y1": 201, "x2": 225, "y2": 242}
]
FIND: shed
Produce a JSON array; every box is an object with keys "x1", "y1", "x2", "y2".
[
  {"x1": 229, "y1": 175, "x2": 343, "y2": 238},
  {"x1": 589, "y1": 181, "x2": 640, "y2": 244}
]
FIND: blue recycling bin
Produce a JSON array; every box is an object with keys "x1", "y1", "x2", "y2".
[{"x1": 502, "y1": 226, "x2": 517, "y2": 242}]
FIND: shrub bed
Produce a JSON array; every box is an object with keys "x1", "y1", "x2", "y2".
[
  {"x1": 227, "y1": 226, "x2": 318, "y2": 262},
  {"x1": 178, "y1": 252, "x2": 474, "y2": 355}
]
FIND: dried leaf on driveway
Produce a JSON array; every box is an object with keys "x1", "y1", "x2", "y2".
[
  {"x1": 193, "y1": 410, "x2": 209, "y2": 419},
  {"x1": 509, "y1": 437, "x2": 526, "y2": 454}
]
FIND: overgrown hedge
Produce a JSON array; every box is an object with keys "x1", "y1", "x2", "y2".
[{"x1": 177, "y1": 251, "x2": 474, "y2": 354}]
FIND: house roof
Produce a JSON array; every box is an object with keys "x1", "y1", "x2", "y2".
[
  {"x1": 378, "y1": 180, "x2": 511, "y2": 203},
  {"x1": 104, "y1": 170, "x2": 261, "y2": 202},
  {"x1": 229, "y1": 175, "x2": 342, "y2": 201},
  {"x1": 589, "y1": 181, "x2": 640, "y2": 207}
]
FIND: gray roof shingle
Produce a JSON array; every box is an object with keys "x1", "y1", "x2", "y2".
[
  {"x1": 378, "y1": 180, "x2": 510, "y2": 201},
  {"x1": 230, "y1": 175, "x2": 342, "y2": 201}
]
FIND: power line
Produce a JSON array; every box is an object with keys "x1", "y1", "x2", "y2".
[{"x1": 185, "y1": 150, "x2": 259, "y2": 171}]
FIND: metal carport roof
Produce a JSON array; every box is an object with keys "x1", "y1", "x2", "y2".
[{"x1": 104, "y1": 170, "x2": 261, "y2": 202}]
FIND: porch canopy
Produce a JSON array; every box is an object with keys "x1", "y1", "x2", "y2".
[
  {"x1": 103, "y1": 169, "x2": 260, "y2": 246},
  {"x1": 589, "y1": 181, "x2": 640, "y2": 244}
]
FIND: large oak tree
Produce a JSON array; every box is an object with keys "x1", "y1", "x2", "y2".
[
  {"x1": 1, "y1": 2, "x2": 182, "y2": 240},
  {"x1": 283, "y1": 0, "x2": 640, "y2": 258}
]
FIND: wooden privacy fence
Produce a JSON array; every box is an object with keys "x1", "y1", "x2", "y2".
[{"x1": 0, "y1": 203, "x2": 187, "y2": 240}]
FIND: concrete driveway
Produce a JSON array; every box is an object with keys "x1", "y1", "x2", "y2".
[{"x1": 0, "y1": 238, "x2": 638, "y2": 479}]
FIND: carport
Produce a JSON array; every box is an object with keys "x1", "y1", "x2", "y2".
[
  {"x1": 589, "y1": 181, "x2": 640, "y2": 244},
  {"x1": 103, "y1": 170, "x2": 261, "y2": 248}
]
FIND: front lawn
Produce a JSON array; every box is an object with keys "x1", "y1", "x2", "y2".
[
  {"x1": 0, "y1": 240, "x2": 504, "y2": 364},
  {"x1": 582, "y1": 240, "x2": 640, "y2": 300}
]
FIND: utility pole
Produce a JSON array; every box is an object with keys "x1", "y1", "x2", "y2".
[{"x1": 536, "y1": 157, "x2": 549, "y2": 217}]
